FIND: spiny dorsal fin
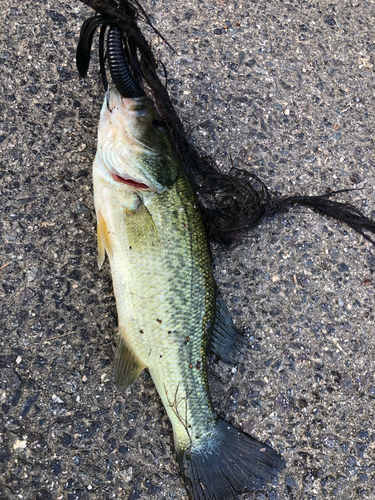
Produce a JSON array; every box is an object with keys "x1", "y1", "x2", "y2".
[
  {"x1": 209, "y1": 294, "x2": 244, "y2": 364},
  {"x1": 114, "y1": 336, "x2": 146, "y2": 393}
]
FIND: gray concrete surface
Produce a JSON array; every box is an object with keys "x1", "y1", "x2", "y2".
[{"x1": 1, "y1": 0, "x2": 375, "y2": 499}]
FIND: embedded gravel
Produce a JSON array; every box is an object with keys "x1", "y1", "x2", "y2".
[{"x1": 1, "y1": 1, "x2": 375, "y2": 499}]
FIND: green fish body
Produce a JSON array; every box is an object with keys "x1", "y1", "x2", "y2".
[{"x1": 93, "y1": 89, "x2": 283, "y2": 499}]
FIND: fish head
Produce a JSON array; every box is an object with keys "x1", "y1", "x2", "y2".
[{"x1": 95, "y1": 88, "x2": 178, "y2": 194}]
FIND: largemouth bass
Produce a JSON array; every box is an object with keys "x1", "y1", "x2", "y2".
[{"x1": 93, "y1": 87, "x2": 284, "y2": 499}]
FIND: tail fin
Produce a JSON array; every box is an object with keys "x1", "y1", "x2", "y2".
[{"x1": 178, "y1": 419, "x2": 284, "y2": 500}]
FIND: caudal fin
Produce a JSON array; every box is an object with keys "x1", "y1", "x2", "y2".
[{"x1": 178, "y1": 419, "x2": 284, "y2": 500}]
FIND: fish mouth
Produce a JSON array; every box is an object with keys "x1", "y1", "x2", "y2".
[
  {"x1": 111, "y1": 172, "x2": 150, "y2": 190},
  {"x1": 106, "y1": 89, "x2": 152, "y2": 114}
]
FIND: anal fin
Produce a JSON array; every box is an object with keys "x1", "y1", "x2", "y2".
[
  {"x1": 209, "y1": 294, "x2": 244, "y2": 364},
  {"x1": 114, "y1": 336, "x2": 146, "y2": 393}
]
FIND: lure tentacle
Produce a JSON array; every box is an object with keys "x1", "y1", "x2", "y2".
[{"x1": 76, "y1": 16, "x2": 106, "y2": 78}]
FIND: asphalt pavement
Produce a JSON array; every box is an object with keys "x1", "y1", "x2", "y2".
[{"x1": 1, "y1": 1, "x2": 375, "y2": 499}]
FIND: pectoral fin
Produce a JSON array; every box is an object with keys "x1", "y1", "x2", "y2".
[
  {"x1": 97, "y1": 211, "x2": 112, "y2": 270},
  {"x1": 209, "y1": 295, "x2": 244, "y2": 364},
  {"x1": 114, "y1": 336, "x2": 146, "y2": 393}
]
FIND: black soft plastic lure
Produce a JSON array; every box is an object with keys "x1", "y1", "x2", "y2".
[{"x1": 77, "y1": 15, "x2": 145, "y2": 98}]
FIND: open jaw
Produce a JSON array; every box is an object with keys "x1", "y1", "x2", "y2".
[{"x1": 111, "y1": 172, "x2": 150, "y2": 190}]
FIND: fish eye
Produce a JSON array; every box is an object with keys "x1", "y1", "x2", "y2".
[{"x1": 152, "y1": 119, "x2": 167, "y2": 132}]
